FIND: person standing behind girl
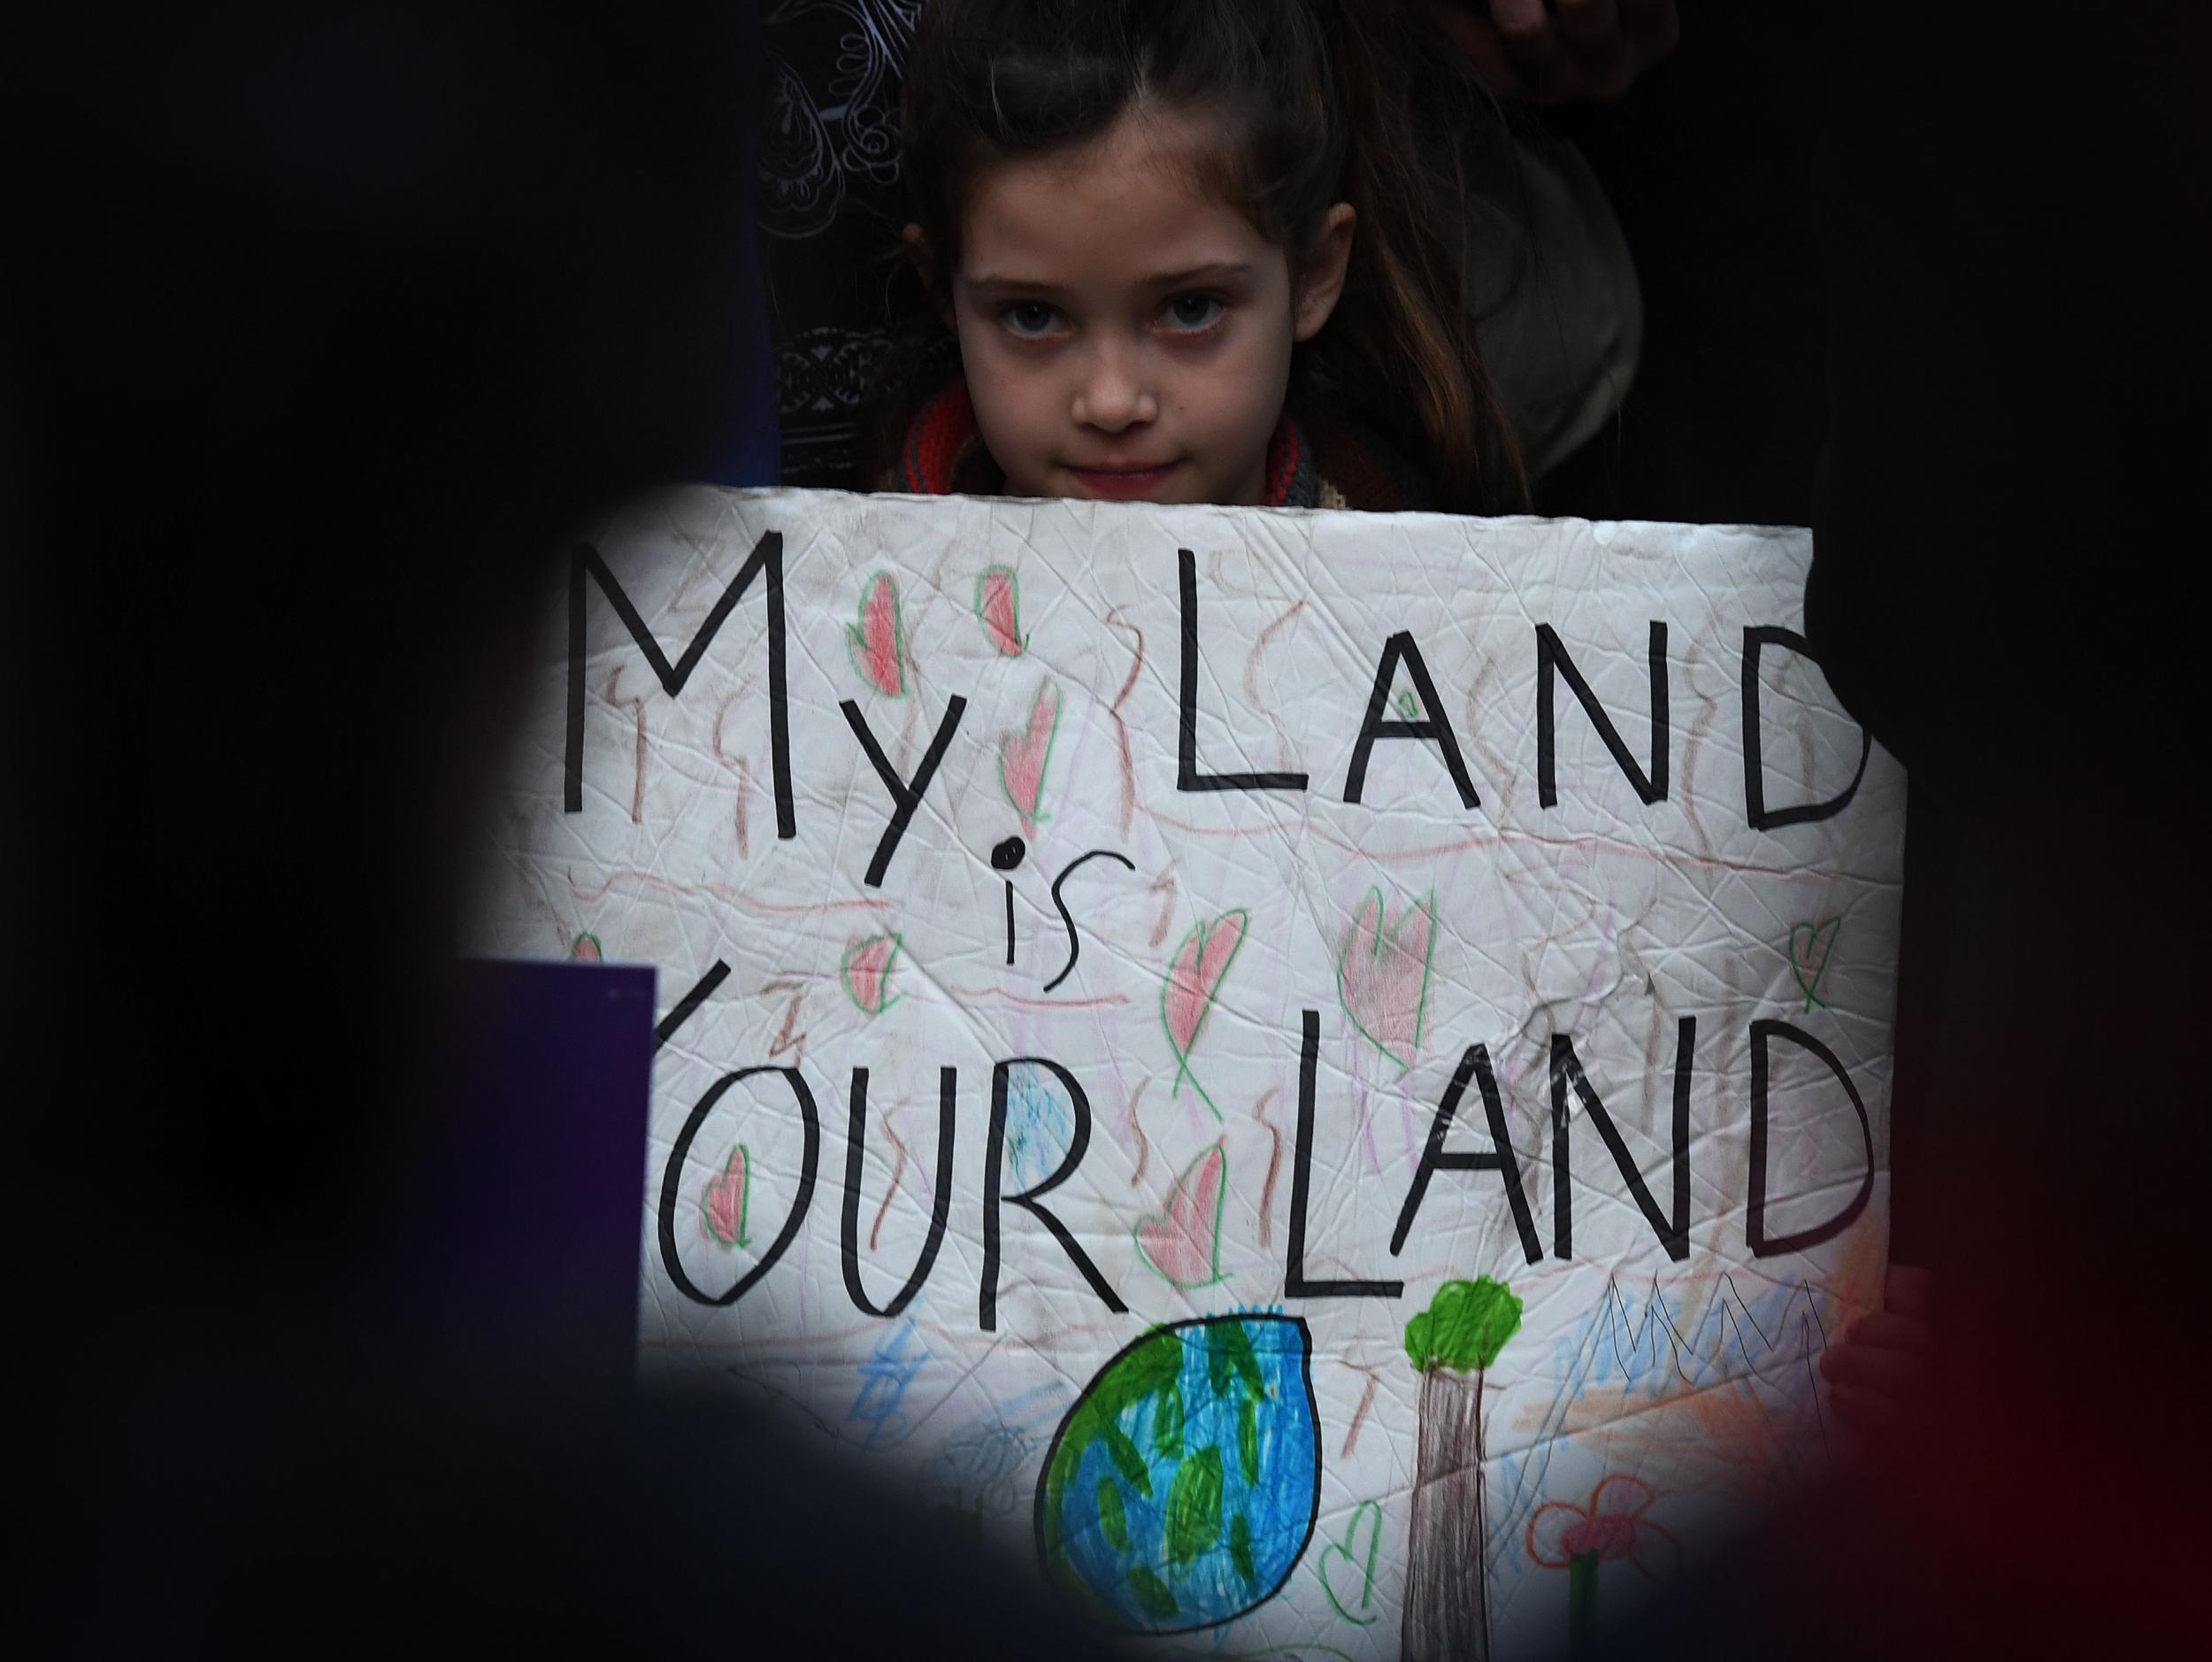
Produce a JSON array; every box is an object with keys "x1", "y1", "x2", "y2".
[{"x1": 873, "y1": 0, "x2": 1528, "y2": 514}]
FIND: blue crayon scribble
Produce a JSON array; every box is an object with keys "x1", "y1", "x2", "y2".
[
  {"x1": 1488, "y1": 1442, "x2": 1555, "y2": 1582},
  {"x1": 1490, "y1": 1273, "x2": 1840, "y2": 1575},
  {"x1": 1564, "y1": 1281, "x2": 1687, "y2": 1397},
  {"x1": 1037, "y1": 1313, "x2": 1320, "y2": 1635},
  {"x1": 1002, "y1": 1061, "x2": 1075, "y2": 1189},
  {"x1": 849, "y1": 1319, "x2": 929, "y2": 1448},
  {"x1": 927, "y1": 1385, "x2": 1071, "y2": 1541}
]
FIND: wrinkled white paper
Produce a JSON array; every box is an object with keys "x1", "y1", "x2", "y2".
[{"x1": 472, "y1": 488, "x2": 1901, "y2": 1659}]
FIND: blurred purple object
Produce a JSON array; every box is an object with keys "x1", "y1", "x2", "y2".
[{"x1": 383, "y1": 959, "x2": 657, "y2": 1397}]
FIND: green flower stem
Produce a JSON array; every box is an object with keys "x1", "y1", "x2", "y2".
[{"x1": 1568, "y1": 1550, "x2": 1599, "y2": 1658}]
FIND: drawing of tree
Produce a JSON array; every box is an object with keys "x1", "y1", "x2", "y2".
[{"x1": 1401, "y1": 1276, "x2": 1522, "y2": 1662}]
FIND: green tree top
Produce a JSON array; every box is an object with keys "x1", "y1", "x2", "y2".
[{"x1": 1404, "y1": 1276, "x2": 1523, "y2": 1374}]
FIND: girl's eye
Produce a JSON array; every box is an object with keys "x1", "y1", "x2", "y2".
[
  {"x1": 1001, "y1": 301, "x2": 1064, "y2": 339},
  {"x1": 1162, "y1": 294, "x2": 1225, "y2": 333}
]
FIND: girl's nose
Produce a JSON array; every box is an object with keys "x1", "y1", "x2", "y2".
[{"x1": 1071, "y1": 342, "x2": 1157, "y2": 433}]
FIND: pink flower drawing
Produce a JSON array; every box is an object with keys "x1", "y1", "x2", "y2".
[{"x1": 1526, "y1": 1474, "x2": 1679, "y2": 1655}]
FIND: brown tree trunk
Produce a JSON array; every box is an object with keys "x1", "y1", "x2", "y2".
[{"x1": 1401, "y1": 1365, "x2": 1489, "y2": 1661}]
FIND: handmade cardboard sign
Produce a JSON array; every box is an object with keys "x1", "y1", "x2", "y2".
[{"x1": 472, "y1": 487, "x2": 1903, "y2": 1659}]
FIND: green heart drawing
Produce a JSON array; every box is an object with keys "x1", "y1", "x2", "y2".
[
  {"x1": 1789, "y1": 916, "x2": 1842, "y2": 1012},
  {"x1": 1316, "y1": 1497, "x2": 1383, "y2": 1625}
]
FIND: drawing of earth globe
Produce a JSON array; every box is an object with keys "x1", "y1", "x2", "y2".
[{"x1": 1033, "y1": 1313, "x2": 1320, "y2": 1633}]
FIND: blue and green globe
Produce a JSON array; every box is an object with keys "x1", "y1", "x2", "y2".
[{"x1": 1033, "y1": 1313, "x2": 1319, "y2": 1633}]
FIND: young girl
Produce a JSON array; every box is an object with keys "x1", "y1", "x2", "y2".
[{"x1": 874, "y1": 0, "x2": 1527, "y2": 514}]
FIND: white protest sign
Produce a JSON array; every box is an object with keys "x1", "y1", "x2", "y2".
[{"x1": 472, "y1": 487, "x2": 1902, "y2": 1659}]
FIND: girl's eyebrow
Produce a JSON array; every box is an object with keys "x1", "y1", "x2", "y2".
[
  {"x1": 1146, "y1": 261, "x2": 1253, "y2": 289},
  {"x1": 964, "y1": 262, "x2": 1255, "y2": 296},
  {"x1": 964, "y1": 273, "x2": 1071, "y2": 296}
]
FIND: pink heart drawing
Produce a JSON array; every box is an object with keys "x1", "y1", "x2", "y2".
[
  {"x1": 1161, "y1": 910, "x2": 1248, "y2": 1116},
  {"x1": 1336, "y1": 887, "x2": 1439, "y2": 1069},
  {"x1": 996, "y1": 680, "x2": 1061, "y2": 829},
  {"x1": 571, "y1": 931, "x2": 602, "y2": 962},
  {"x1": 846, "y1": 571, "x2": 906, "y2": 696},
  {"x1": 841, "y1": 931, "x2": 904, "y2": 1016},
  {"x1": 702, "y1": 1144, "x2": 749, "y2": 1248},
  {"x1": 975, "y1": 565, "x2": 1025, "y2": 657},
  {"x1": 1789, "y1": 915, "x2": 1842, "y2": 1012},
  {"x1": 1133, "y1": 1141, "x2": 1228, "y2": 1288}
]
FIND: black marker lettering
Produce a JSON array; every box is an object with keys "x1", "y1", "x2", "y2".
[
  {"x1": 1391, "y1": 1043, "x2": 1542, "y2": 1264},
  {"x1": 841, "y1": 696, "x2": 968, "y2": 887},
  {"x1": 657, "y1": 1066, "x2": 819, "y2": 1306},
  {"x1": 1740, "y1": 626, "x2": 1871, "y2": 830},
  {"x1": 1549, "y1": 1023, "x2": 1693, "y2": 1262},
  {"x1": 1342, "y1": 632, "x2": 1479, "y2": 809},
  {"x1": 979, "y1": 1058, "x2": 1126, "y2": 1331},
  {"x1": 652, "y1": 958, "x2": 730, "y2": 1054},
  {"x1": 841, "y1": 1066, "x2": 956, "y2": 1319},
  {"x1": 566, "y1": 533, "x2": 792, "y2": 835},
  {"x1": 1536, "y1": 621, "x2": 1669, "y2": 808},
  {"x1": 1286, "y1": 1010, "x2": 1404, "y2": 1297},
  {"x1": 992, "y1": 836, "x2": 1025, "y2": 966},
  {"x1": 1178, "y1": 548, "x2": 1307, "y2": 793},
  {"x1": 1042, "y1": 848, "x2": 1136, "y2": 994},
  {"x1": 1747, "y1": 1019, "x2": 1876, "y2": 1257}
]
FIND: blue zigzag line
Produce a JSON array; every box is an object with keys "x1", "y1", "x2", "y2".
[
  {"x1": 1487, "y1": 1273, "x2": 1838, "y2": 1574},
  {"x1": 1583, "y1": 1271, "x2": 1835, "y2": 1393}
]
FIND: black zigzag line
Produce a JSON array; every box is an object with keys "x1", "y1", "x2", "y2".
[{"x1": 1586, "y1": 1272, "x2": 1833, "y2": 1394}]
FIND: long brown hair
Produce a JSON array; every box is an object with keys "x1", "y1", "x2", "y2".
[{"x1": 885, "y1": 0, "x2": 1527, "y2": 512}]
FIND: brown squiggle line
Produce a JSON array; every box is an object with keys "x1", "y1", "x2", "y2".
[
  {"x1": 764, "y1": 981, "x2": 807, "y2": 1067},
  {"x1": 508, "y1": 819, "x2": 569, "y2": 939},
  {"x1": 872, "y1": 1118, "x2": 911, "y2": 1252},
  {"x1": 942, "y1": 989, "x2": 1131, "y2": 1009},
  {"x1": 1462, "y1": 656, "x2": 1513, "y2": 819},
  {"x1": 1340, "y1": 1372, "x2": 1380, "y2": 1459},
  {"x1": 1125, "y1": 816, "x2": 1280, "y2": 843},
  {"x1": 1125, "y1": 1077, "x2": 1152, "y2": 1189},
  {"x1": 898, "y1": 679, "x2": 923, "y2": 778},
  {"x1": 734, "y1": 754, "x2": 751, "y2": 860},
  {"x1": 1132, "y1": 804, "x2": 1854, "y2": 884},
  {"x1": 1246, "y1": 597, "x2": 1308, "y2": 691},
  {"x1": 710, "y1": 696, "x2": 755, "y2": 862},
  {"x1": 1296, "y1": 820, "x2": 1839, "y2": 884},
  {"x1": 1679, "y1": 639, "x2": 1719, "y2": 858},
  {"x1": 604, "y1": 665, "x2": 649, "y2": 825},
  {"x1": 1243, "y1": 598, "x2": 1308, "y2": 773},
  {"x1": 1251, "y1": 1086, "x2": 1284, "y2": 1247},
  {"x1": 1642, "y1": 972, "x2": 1666, "y2": 1121},
  {"x1": 1104, "y1": 607, "x2": 1144, "y2": 837},
  {"x1": 1147, "y1": 866, "x2": 1178, "y2": 949},
  {"x1": 710, "y1": 691, "x2": 740, "y2": 764},
  {"x1": 565, "y1": 867, "x2": 895, "y2": 913}
]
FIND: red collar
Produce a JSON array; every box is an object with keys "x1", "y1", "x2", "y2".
[{"x1": 897, "y1": 381, "x2": 1310, "y2": 507}]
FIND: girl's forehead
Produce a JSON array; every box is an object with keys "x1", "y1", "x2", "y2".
[{"x1": 957, "y1": 109, "x2": 1274, "y2": 279}]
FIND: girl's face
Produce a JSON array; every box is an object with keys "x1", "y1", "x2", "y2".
[{"x1": 933, "y1": 109, "x2": 1353, "y2": 506}]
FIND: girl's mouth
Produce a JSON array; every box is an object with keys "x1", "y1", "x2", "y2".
[{"x1": 1065, "y1": 460, "x2": 1181, "y2": 499}]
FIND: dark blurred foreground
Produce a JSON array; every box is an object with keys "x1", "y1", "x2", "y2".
[
  {"x1": 4, "y1": 5, "x2": 1117, "y2": 1656},
  {"x1": 7, "y1": 4, "x2": 2208, "y2": 1657}
]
